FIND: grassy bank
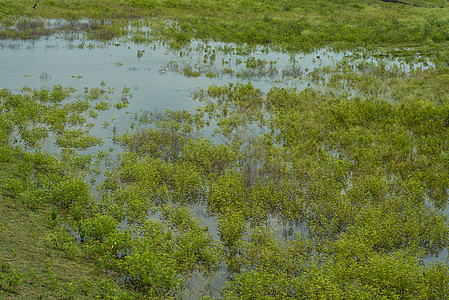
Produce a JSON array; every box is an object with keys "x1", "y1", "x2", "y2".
[
  {"x1": 1, "y1": 0, "x2": 449, "y2": 52},
  {"x1": 0, "y1": 145, "x2": 142, "y2": 299},
  {"x1": 0, "y1": 86, "x2": 145, "y2": 298}
]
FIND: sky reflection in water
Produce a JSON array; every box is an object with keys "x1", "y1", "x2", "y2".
[{"x1": 0, "y1": 36, "x2": 444, "y2": 298}]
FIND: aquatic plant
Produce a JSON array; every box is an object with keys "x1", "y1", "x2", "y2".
[
  {"x1": 0, "y1": 1, "x2": 448, "y2": 55},
  {"x1": 3, "y1": 1, "x2": 449, "y2": 294}
]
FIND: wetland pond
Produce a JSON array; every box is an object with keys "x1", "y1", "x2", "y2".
[
  {"x1": 0, "y1": 37, "x2": 330, "y2": 148},
  {"x1": 1, "y1": 34, "x2": 447, "y2": 299}
]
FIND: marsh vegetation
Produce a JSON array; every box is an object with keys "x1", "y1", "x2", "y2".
[{"x1": 2, "y1": 0, "x2": 449, "y2": 299}]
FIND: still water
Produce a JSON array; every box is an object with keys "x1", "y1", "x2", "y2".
[
  {"x1": 0, "y1": 36, "x2": 330, "y2": 298},
  {"x1": 0, "y1": 35, "x2": 444, "y2": 298}
]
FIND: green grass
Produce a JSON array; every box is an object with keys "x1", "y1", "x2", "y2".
[
  {"x1": 1, "y1": 0, "x2": 449, "y2": 52},
  {"x1": 2, "y1": 1, "x2": 449, "y2": 298},
  {"x1": 0, "y1": 146, "x2": 141, "y2": 299}
]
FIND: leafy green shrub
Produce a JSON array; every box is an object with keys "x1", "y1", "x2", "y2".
[
  {"x1": 94, "y1": 100, "x2": 111, "y2": 111},
  {"x1": 107, "y1": 182, "x2": 156, "y2": 224},
  {"x1": 209, "y1": 169, "x2": 248, "y2": 214},
  {"x1": 112, "y1": 220, "x2": 180, "y2": 295},
  {"x1": 56, "y1": 129, "x2": 104, "y2": 150},
  {"x1": 166, "y1": 161, "x2": 204, "y2": 203},
  {"x1": 19, "y1": 126, "x2": 49, "y2": 148},
  {"x1": 49, "y1": 84, "x2": 75, "y2": 103},
  {"x1": 223, "y1": 268, "x2": 298, "y2": 300},
  {"x1": 182, "y1": 137, "x2": 237, "y2": 176},
  {"x1": 2, "y1": 177, "x2": 26, "y2": 198},
  {"x1": 79, "y1": 214, "x2": 119, "y2": 242},
  {"x1": 0, "y1": 146, "x2": 14, "y2": 163},
  {"x1": 50, "y1": 177, "x2": 91, "y2": 209},
  {"x1": 123, "y1": 248, "x2": 181, "y2": 296},
  {"x1": 218, "y1": 208, "x2": 246, "y2": 251},
  {"x1": 161, "y1": 205, "x2": 224, "y2": 273},
  {"x1": 86, "y1": 23, "x2": 122, "y2": 41}
]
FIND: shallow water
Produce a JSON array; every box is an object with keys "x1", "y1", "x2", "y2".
[
  {"x1": 1, "y1": 36, "x2": 445, "y2": 298},
  {"x1": 1, "y1": 36, "x2": 335, "y2": 298},
  {"x1": 0, "y1": 37, "x2": 349, "y2": 159}
]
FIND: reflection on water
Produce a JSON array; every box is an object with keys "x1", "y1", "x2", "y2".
[
  {"x1": 0, "y1": 36, "x2": 444, "y2": 298},
  {"x1": 0, "y1": 37, "x2": 347, "y2": 162}
]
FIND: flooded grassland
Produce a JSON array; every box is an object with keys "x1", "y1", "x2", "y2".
[
  {"x1": 1, "y1": 33, "x2": 449, "y2": 299},
  {"x1": 2, "y1": 1, "x2": 449, "y2": 297}
]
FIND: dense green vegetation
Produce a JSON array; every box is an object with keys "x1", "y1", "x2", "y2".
[
  {"x1": 1, "y1": 0, "x2": 449, "y2": 52},
  {"x1": 2, "y1": 57, "x2": 449, "y2": 298},
  {"x1": 0, "y1": 88, "x2": 142, "y2": 298},
  {"x1": 0, "y1": 150, "x2": 142, "y2": 299},
  {"x1": 2, "y1": 0, "x2": 449, "y2": 298}
]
